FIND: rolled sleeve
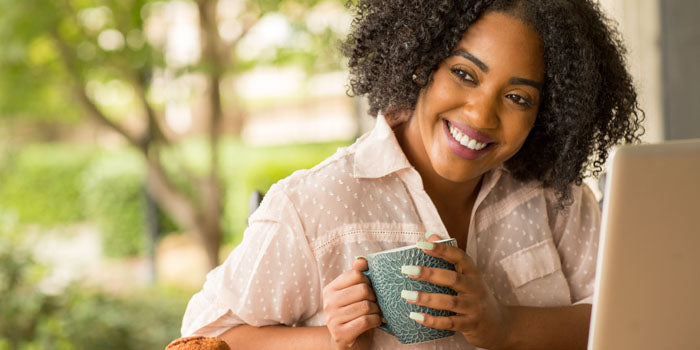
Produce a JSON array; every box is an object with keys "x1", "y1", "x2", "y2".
[{"x1": 181, "y1": 186, "x2": 321, "y2": 336}]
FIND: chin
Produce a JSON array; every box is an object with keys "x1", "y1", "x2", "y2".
[{"x1": 434, "y1": 165, "x2": 481, "y2": 184}]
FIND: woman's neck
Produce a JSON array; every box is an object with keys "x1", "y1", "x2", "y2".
[{"x1": 393, "y1": 121, "x2": 482, "y2": 213}]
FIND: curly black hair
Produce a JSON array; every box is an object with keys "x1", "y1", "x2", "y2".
[{"x1": 342, "y1": 0, "x2": 645, "y2": 205}]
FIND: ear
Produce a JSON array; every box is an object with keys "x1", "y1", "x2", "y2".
[
  {"x1": 384, "y1": 108, "x2": 412, "y2": 128},
  {"x1": 412, "y1": 64, "x2": 429, "y2": 86}
]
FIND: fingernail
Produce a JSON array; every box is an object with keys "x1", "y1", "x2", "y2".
[
  {"x1": 355, "y1": 255, "x2": 367, "y2": 261},
  {"x1": 401, "y1": 265, "x2": 421, "y2": 276},
  {"x1": 381, "y1": 317, "x2": 387, "y2": 323},
  {"x1": 425, "y1": 231, "x2": 439, "y2": 239},
  {"x1": 401, "y1": 290, "x2": 418, "y2": 301},
  {"x1": 416, "y1": 241, "x2": 435, "y2": 250},
  {"x1": 409, "y1": 312, "x2": 425, "y2": 322}
]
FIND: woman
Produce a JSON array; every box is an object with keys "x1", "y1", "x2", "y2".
[{"x1": 181, "y1": 0, "x2": 643, "y2": 349}]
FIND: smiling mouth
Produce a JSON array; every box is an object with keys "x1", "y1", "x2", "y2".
[{"x1": 445, "y1": 120, "x2": 493, "y2": 151}]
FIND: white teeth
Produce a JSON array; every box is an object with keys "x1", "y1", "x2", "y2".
[
  {"x1": 448, "y1": 122, "x2": 488, "y2": 151},
  {"x1": 459, "y1": 133, "x2": 469, "y2": 145}
]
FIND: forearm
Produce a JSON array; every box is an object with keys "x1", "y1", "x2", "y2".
[
  {"x1": 219, "y1": 324, "x2": 331, "y2": 350},
  {"x1": 503, "y1": 304, "x2": 591, "y2": 350}
]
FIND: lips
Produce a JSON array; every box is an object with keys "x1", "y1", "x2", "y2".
[
  {"x1": 447, "y1": 120, "x2": 494, "y2": 144},
  {"x1": 443, "y1": 119, "x2": 495, "y2": 160}
]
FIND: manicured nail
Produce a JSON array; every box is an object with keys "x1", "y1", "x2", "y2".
[
  {"x1": 355, "y1": 255, "x2": 367, "y2": 261},
  {"x1": 425, "y1": 231, "x2": 439, "y2": 239},
  {"x1": 401, "y1": 290, "x2": 418, "y2": 301},
  {"x1": 409, "y1": 312, "x2": 425, "y2": 322},
  {"x1": 401, "y1": 265, "x2": 421, "y2": 276},
  {"x1": 416, "y1": 241, "x2": 435, "y2": 250}
]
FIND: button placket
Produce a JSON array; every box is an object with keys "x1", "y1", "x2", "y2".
[{"x1": 399, "y1": 168, "x2": 449, "y2": 239}]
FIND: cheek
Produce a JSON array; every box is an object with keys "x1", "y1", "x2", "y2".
[
  {"x1": 422, "y1": 76, "x2": 456, "y2": 112},
  {"x1": 504, "y1": 115, "x2": 536, "y2": 148}
]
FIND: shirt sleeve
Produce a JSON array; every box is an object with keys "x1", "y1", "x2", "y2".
[
  {"x1": 181, "y1": 185, "x2": 321, "y2": 337},
  {"x1": 550, "y1": 184, "x2": 602, "y2": 305}
]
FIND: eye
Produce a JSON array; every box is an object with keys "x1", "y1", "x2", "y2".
[
  {"x1": 450, "y1": 67, "x2": 477, "y2": 84},
  {"x1": 506, "y1": 93, "x2": 533, "y2": 108}
]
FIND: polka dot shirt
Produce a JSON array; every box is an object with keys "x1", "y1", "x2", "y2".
[{"x1": 181, "y1": 116, "x2": 601, "y2": 349}]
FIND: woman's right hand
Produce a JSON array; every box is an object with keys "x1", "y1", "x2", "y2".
[{"x1": 323, "y1": 258, "x2": 382, "y2": 350}]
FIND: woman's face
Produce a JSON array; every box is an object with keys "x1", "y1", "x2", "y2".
[{"x1": 405, "y1": 11, "x2": 544, "y2": 184}]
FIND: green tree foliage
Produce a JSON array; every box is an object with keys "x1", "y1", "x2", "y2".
[
  {"x1": 0, "y1": 0, "x2": 345, "y2": 122},
  {"x1": 0, "y1": 0, "x2": 348, "y2": 268}
]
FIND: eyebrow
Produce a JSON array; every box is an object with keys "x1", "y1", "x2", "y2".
[
  {"x1": 452, "y1": 49, "x2": 543, "y2": 92},
  {"x1": 509, "y1": 77, "x2": 543, "y2": 92},
  {"x1": 452, "y1": 50, "x2": 489, "y2": 73}
]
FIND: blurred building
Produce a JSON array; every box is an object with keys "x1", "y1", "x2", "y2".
[{"x1": 583, "y1": 0, "x2": 699, "y2": 143}]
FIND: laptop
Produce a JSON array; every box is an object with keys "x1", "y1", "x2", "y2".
[{"x1": 588, "y1": 139, "x2": 700, "y2": 349}]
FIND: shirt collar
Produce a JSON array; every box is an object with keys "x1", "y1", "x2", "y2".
[
  {"x1": 352, "y1": 115, "x2": 513, "y2": 183},
  {"x1": 353, "y1": 115, "x2": 413, "y2": 179}
]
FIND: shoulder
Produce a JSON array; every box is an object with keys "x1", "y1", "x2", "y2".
[
  {"x1": 542, "y1": 181, "x2": 599, "y2": 217},
  {"x1": 478, "y1": 169, "x2": 599, "y2": 231},
  {"x1": 539, "y1": 180, "x2": 601, "y2": 244},
  {"x1": 273, "y1": 141, "x2": 361, "y2": 198},
  {"x1": 492, "y1": 168, "x2": 597, "y2": 213},
  {"x1": 254, "y1": 139, "x2": 376, "y2": 224}
]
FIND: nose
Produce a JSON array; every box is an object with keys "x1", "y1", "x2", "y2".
[{"x1": 460, "y1": 91, "x2": 499, "y2": 129}]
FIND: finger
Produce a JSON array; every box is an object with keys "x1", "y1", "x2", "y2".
[
  {"x1": 352, "y1": 257, "x2": 369, "y2": 272},
  {"x1": 408, "y1": 312, "x2": 476, "y2": 332},
  {"x1": 340, "y1": 314, "x2": 382, "y2": 339},
  {"x1": 325, "y1": 269, "x2": 369, "y2": 292},
  {"x1": 416, "y1": 240, "x2": 478, "y2": 276},
  {"x1": 335, "y1": 300, "x2": 381, "y2": 324},
  {"x1": 327, "y1": 281, "x2": 377, "y2": 309},
  {"x1": 425, "y1": 231, "x2": 443, "y2": 242},
  {"x1": 401, "y1": 290, "x2": 471, "y2": 314},
  {"x1": 402, "y1": 265, "x2": 480, "y2": 294}
]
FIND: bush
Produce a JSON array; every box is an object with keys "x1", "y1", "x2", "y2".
[
  {"x1": 0, "y1": 139, "x2": 349, "y2": 256},
  {"x1": 0, "y1": 222, "x2": 189, "y2": 350},
  {"x1": 0, "y1": 144, "x2": 179, "y2": 258},
  {"x1": 37, "y1": 287, "x2": 189, "y2": 350},
  {"x1": 0, "y1": 285, "x2": 189, "y2": 350},
  {"x1": 0, "y1": 211, "x2": 58, "y2": 349},
  {"x1": 81, "y1": 151, "x2": 147, "y2": 258},
  {"x1": 0, "y1": 144, "x2": 93, "y2": 225}
]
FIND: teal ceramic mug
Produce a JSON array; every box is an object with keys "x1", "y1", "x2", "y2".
[{"x1": 363, "y1": 238, "x2": 458, "y2": 344}]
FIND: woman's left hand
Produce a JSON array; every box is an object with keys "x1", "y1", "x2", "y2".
[{"x1": 402, "y1": 233, "x2": 513, "y2": 349}]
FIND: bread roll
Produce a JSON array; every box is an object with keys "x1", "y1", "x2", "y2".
[{"x1": 165, "y1": 336, "x2": 230, "y2": 350}]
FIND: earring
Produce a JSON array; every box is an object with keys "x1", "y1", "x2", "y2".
[{"x1": 412, "y1": 73, "x2": 425, "y2": 85}]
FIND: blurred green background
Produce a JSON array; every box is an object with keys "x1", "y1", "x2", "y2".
[{"x1": 0, "y1": 0, "x2": 365, "y2": 348}]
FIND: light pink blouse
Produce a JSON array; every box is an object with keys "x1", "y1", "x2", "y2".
[{"x1": 181, "y1": 116, "x2": 601, "y2": 349}]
